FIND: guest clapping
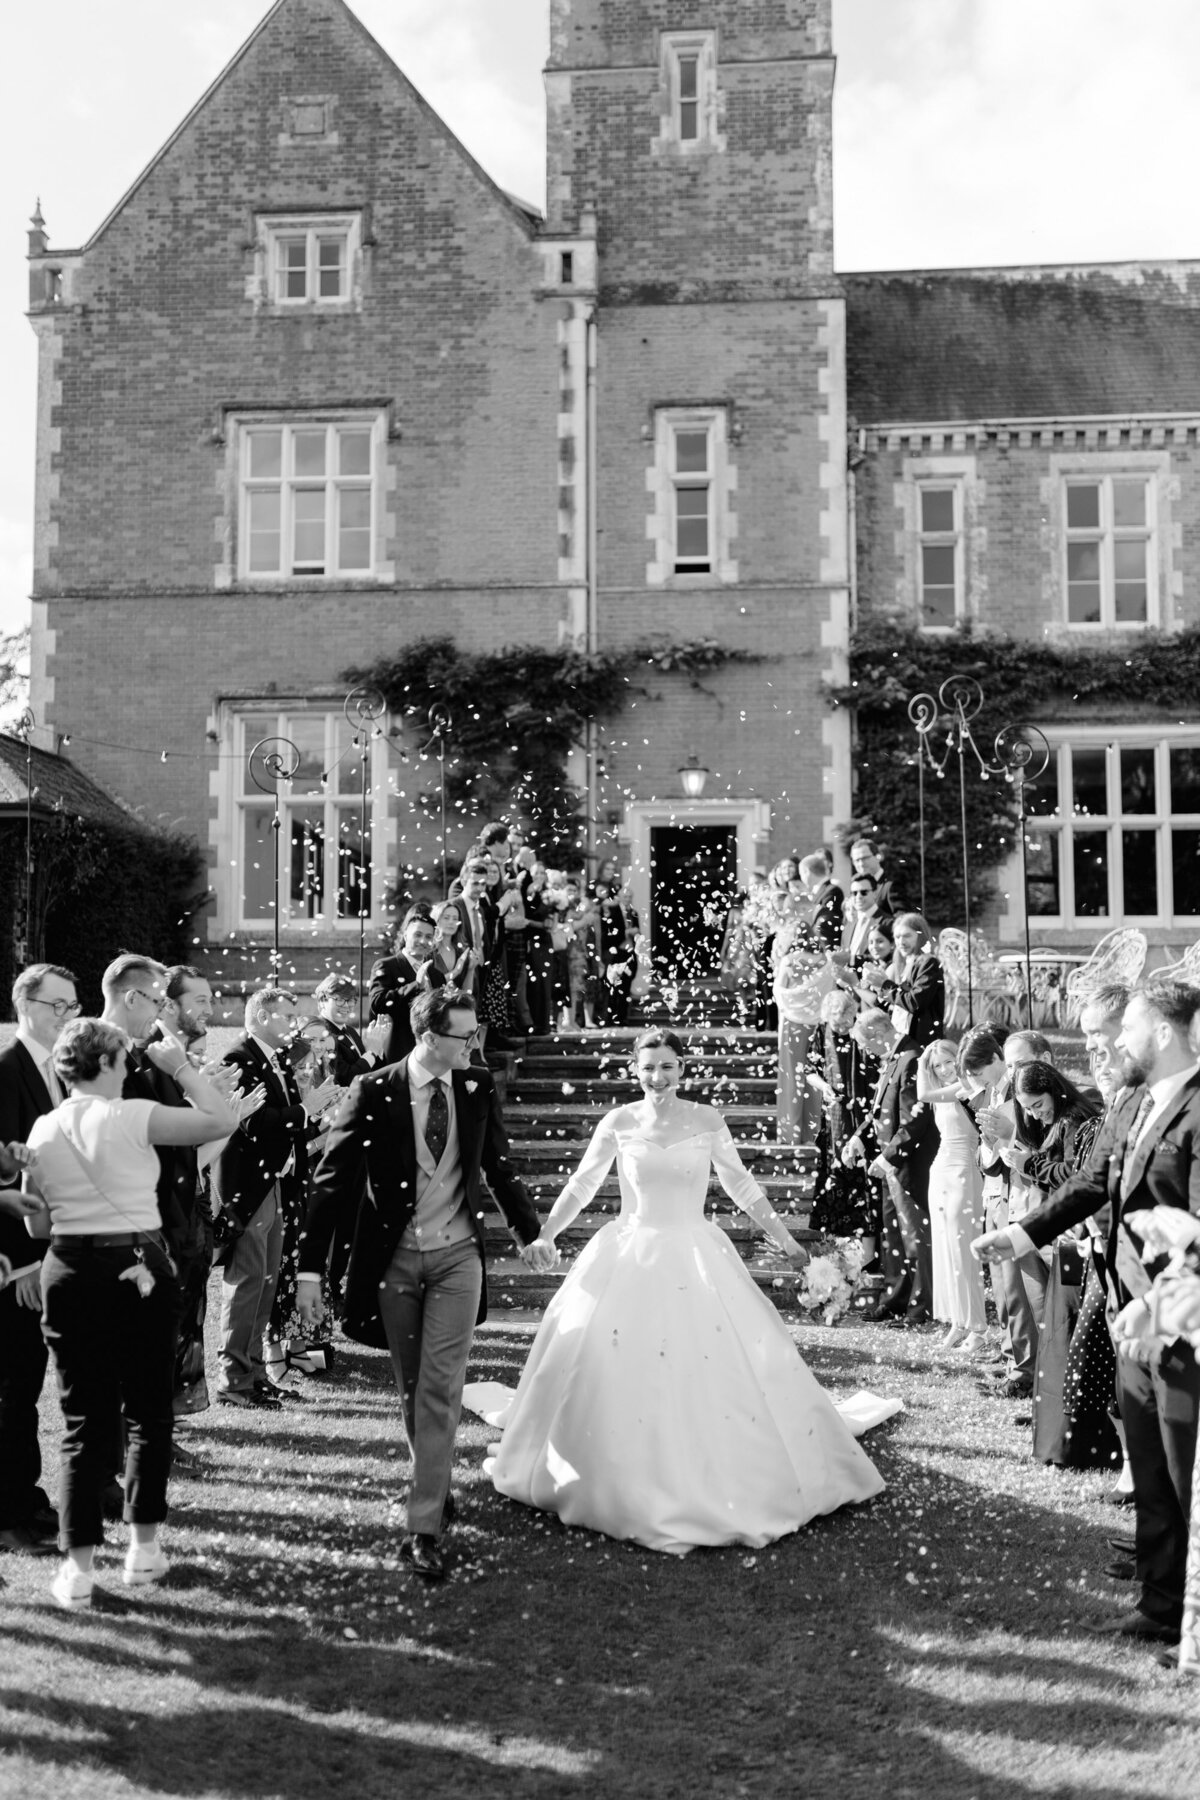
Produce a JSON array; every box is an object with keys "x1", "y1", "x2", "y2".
[{"x1": 860, "y1": 912, "x2": 944, "y2": 1049}]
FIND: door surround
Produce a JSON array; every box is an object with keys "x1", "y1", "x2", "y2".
[{"x1": 618, "y1": 799, "x2": 772, "y2": 941}]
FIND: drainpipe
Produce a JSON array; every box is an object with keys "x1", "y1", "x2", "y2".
[{"x1": 585, "y1": 304, "x2": 599, "y2": 866}]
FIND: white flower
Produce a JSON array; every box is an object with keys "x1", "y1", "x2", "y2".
[{"x1": 465, "y1": 1080, "x2": 478, "y2": 1095}]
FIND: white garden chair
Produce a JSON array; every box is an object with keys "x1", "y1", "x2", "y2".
[
  {"x1": 1159, "y1": 939, "x2": 1200, "y2": 984},
  {"x1": 1062, "y1": 928, "x2": 1148, "y2": 1024},
  {"x1": 939, "y1": 928, "x2": 1012, "y2": 1029}
]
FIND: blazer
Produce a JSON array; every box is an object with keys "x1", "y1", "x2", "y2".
[
  {"x1": 368, "y1": 954, "x2": 445, "y2": 1064},
  {"x1": 326, "y1": 1019, "x2": 376, "y2": 1089},
  {"x1": 0, "y1": 1038, "x2": 54, "y2": 1269},
  {"x1": 878, "y1": 953, "x2": 944, "y2": 1050},
  {"x1": 1019, "y1": 1075, "x2": 1200, "y2": 1311},
  {"x1": 810, "y1": 881, "x2": 845, "y2": 952},
  {"x1": 298, "y1": 1057, "x2": 542, "y2": 1348},
  {"x1": 862, "y1": 1036, "x2": 937, "y2": 1187},
  {"x1": 122, "y1": 1040, "x2": 200, "y2": 1254},
  {"x1": 213, "y1": 1035, "x2": 312, "y2": 1226}
]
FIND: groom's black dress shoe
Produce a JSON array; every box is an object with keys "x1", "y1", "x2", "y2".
[
  {"x1": 861, "y1": 1304, "x2": 902, "y2": 1323},
  {"x1": 402, "y1": 1534, "x2": 446, "y2": 1582},
  {"x1": 1108, "y1": 1532, "x2": 1137, "y2": 1556},
  {"x1": 1103, "y1": 1559, "x2": 1136, "y2": 1582},
  {"x1": 1087, "y1": 1610, "x2": 1179, "y2": 1644}
]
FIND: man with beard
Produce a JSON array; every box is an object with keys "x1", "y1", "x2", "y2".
[{"x1": 974, "y1": 978, "x2": 1200, "y2": 1647}]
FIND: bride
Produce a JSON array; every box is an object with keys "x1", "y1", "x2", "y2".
[{"x1": 477, "y1": 1028, "x2": 885, "y2": 1554}]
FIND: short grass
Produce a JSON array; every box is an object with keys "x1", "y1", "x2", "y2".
[{"x1": 4, "y1": 1305, "x2": 1200, "y2": 1800}]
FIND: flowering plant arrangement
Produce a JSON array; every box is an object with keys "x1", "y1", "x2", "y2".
[{"x1": 773, "y1": 1235, "x2": 868, "y2": 1325}]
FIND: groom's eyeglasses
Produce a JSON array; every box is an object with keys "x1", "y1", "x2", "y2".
[{"x1": 437, "y1": 1026, "x2": 481, "y2": 1043}]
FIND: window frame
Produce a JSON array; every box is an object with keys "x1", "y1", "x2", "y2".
[
  {"x1": 228, "y1": 707, "x2": 388, "y2": 932},
  {"x1": 915, "y1": 478, "x2": 964, "y2": 632},
  {"x1": 1062, "y1": 471, "x2": 1157, "y2": 630},
  {"x1": 648, "y1": 406, "x2": 737, "y2": 587},
  {"x1": 660, "y1": 31, "x2": 721, "y2": 150},
  {"x1": 235, "y1": 414, "x2": 383, "y2": 583},
  {"x1": 256, "y1": 212, "x2": 361, "y2": 309},
  {"x1": 1018, "y1": 728, "x2": 1200, "y2": 928}
]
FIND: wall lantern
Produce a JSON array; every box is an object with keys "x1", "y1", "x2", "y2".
[{"x1": 678, "y1": 753, "x2": 709, "y2": 799}]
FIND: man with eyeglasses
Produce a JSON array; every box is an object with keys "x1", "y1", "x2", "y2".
[
  {"x1": 0, "y1": 962, "x2": 79, "y2": 1555},
  {"x1": 296, "y1": 985, "x2": 551, "y2": 1582}
]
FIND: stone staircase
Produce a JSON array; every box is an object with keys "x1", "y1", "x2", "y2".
[{"x1": 484, "y1": 1020, "x2": 815, "y2": 1311}]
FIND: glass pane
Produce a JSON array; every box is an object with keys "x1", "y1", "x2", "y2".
[
  {"x1": 922, "y1": 543, "x2": 955, "y2": 586},
  {"x1": 921, "y1": 587, "x2": 956, "y2": 629},
  {"x1": 241, "y1": 805, "x2": 276, "y2": 920},
  {"x1": 1172, "y1": 829, "x2": 1200, "y2": 916},
  {"x1": 292, "y1": 430, "x2": 326, "y2": 478},
  {"x1": 288, "y1": 806, "x2": 326, "y2": 918},
  {"x1": 1113, "y1": 479, "x2": 1146, "y2": 528},
  {"x1": 1067, "y1": 541, "x2": 1100, "y2": 582},
  {"x1": 1072, "y1": 829, "x2": 1109, "y2": 918},
  {"x1": 1025, "y1": 829, "x2": 1060, "y2": 916},
  {"x1": 336, "y1": 809, "x2": 372, "y2": 918},
  {"x1": 679, "y1": 99, "x2": 699, "y2": 139},
  {"x1": 287, "y1": 715, "x2": 326, "y2": 792},
  {"x1": 1066, "y1": 484, "x2": 1100, "y2": 529},
  {"x1": 241, "y1": 717, "x2": 275, "y2": 793},
  {"x1": 678, "y1": 55, "x2": 699, "y2": 100},
  {"x1": 674, "y1": 430, "x2": 709, "y2": 473},
  {"x1": 1170, "y1": 746, "x2": 1200, "y2": 813},
  {"x1": 1114, "y1": 578, "x2": 1148, "y2": 624},
  {"x1": 292, "y1": 487, "x2": 325, "y2": 569},
  {"x1": 1113, "y1": 539, "x2": 1146, "y2": 580},
  {"x1": 317, "y1": 237, "x2": 344, "y2": 298},
  {"x1": 337, "y1": 486, "x2": 371, "y2": 571},
  {"x1": 247, "y1": 490, "x2": 281, "y2": 573},
  {"x1": 247, "y1": 430, "x2": 282, "y2": 480},
  {"x1": 278, "y1": 238, "x2": 307, "y2": 299},
  {"x1": 675, "y1": 486, "x2": 709, "y2": 560},
  {"x1": 1025, "y1": 753, "x2": 1059, "y2": 818},
  {"x1": 1122, "y1": 829, "x2": 1159, "y2": 915},
  {"x1": 337, "y1": 720, "x2": 366, "y2": 795},
  {"x1": 1067, "y1": 583, "x2": 1101, "y2": 624},
  {"x1": 1120, "y1": 746, "x2": 1156, "y2": 815},
  {"x1": 920, "y1": 487, "x2": 955, "y2": 533},
  {"x1": 338, "y1": 430, "x2": 371, "y2": 477},
  {"x1": 1071, "y1": 746, "x2": 1107, "y2": 818}
]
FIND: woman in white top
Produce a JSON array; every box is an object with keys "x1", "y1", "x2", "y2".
[
  {"x1": 916, "y1": 1037, "x2": 988, "y2": 1351},
  {"x1": 24, "y1": 1018, "x2": 237, "y2": 1610}
]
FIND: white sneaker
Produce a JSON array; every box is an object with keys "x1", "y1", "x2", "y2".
[
  {"x1": 51, "y1": 1563, "x2": 94, "y2": 1610},
  {"x1": 123, "y1": 1543, "x2": 170, "y2": 1587}
]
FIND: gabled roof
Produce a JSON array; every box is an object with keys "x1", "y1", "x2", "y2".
[
  {"x1": 74, "y1": 0, "x2": 537, "y2": 255},
  {"x1": 0, "y1": 736, "x2": 131, "y2": 828},
  {"x1": 845, "y1": 263, "x2": 1200, "y2": 423}
]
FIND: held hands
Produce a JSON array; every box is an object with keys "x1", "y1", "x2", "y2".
[
  {"x1": 521, "y1": 1236, "x2": 559, "y2": 1271},
  {"x1": 866, "y1": 1156, "x2": 891, "y2": 1181},
  {"x1": 296, "y1": 1277, "x2": 325, "y2": 1329},
  {"x1": 841, "y1": 1134, "x2": 866, "y2": 1170}
]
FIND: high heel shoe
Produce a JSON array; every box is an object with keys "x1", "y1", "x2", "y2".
[
  {"x1": 938, "y1": 1326, "x2": 967, "y2": 1350},
  {"x1": 956, "y1": 1331, "x2": 989, "y2": 1356}
]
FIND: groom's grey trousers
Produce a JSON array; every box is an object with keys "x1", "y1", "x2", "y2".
[{"x1": 378, "y1": 1237, "x2": 483, "y2": 1535}]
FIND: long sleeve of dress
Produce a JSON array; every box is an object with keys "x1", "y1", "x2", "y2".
[{"x1": 542, "y1": 1116, "x2": 620, "y2": 1238}]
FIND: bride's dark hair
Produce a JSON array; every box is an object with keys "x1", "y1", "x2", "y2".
[{"x1": 634, "y1": 1028, "x2": 687, "y2": 1061}]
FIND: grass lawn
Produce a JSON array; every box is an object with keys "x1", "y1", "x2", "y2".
[{"x1": 3, "y1": 1302, "x2": 1200, "y2": 1800}]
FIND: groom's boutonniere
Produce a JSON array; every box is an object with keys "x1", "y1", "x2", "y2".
[{"x1": 465, "y1": 1080, "x2": 479, "y2": 1095}]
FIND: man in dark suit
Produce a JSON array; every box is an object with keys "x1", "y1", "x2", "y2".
[
  {"x1": 975, "y1": 977, "x2": 1200, "y2": 1646},
  {"x1": 843, "y1": 1005, "x2": 936, "y2": 1324},
  {"x1": 0, "y1": 961, "x2": 79, "y2": 1555},
  {"x1": 798, "y1": 851, "x2": 844, "y2": 951},
  {"x1": 850, "y1": 839, "x2": 898, "y2": 918},
  {"x1": 213, "y1": 988, "x2": 338, "y2": 1408},
  {"x1": 368, "y1": 913, "x2": 447, "y2": 1065},
  {"x1": 296, "y1": 985, "x2": 548, "y2": 1581},
  {"x1": 312, "y1": 972, "x2": 388, "y2": 1084},
  {"x1": 838, "y1": 873, "x2": 886, "y2": 962}
]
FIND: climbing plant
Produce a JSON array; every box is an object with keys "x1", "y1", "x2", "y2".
[{"x1": 830, "y1": 618, "x2": 1200, "y2": 926}]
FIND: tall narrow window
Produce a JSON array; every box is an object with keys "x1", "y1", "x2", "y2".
[
  {"x1": 239, "y1": 419, "x2": 378, "y2": 580},
  {"x1": 661, "y1": 33, "x2": 719, "y2": 149},
  {"x1": 649, "y1": 407, "x2": 736, "y2": 585},
  {"x1": 1064, "y1": 474, "x2": 1154, "y2": 627},
  {"x1": 671, "y1": 424, "x2": 713, "y2": 574},
  {"x1": 677, "y1": 53, "x2": 700, "y2": 140},
  {"x1": 917, "y1": 483, "x2": 962, "y2": 628}
]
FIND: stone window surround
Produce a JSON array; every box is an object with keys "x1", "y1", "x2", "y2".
[
  {"x1": 646, "y1": 405, "x2": 738, "y2": 588},
  {"x1": 896, "y1": 454, "x2": 981, "y2": 630},
  {"x1": 1044, "y1": 448, "x2": 1175, "y2": 633},
  {"x1": 654, "y1": 30, "x2": 726, "y2": 153},
  {"x1": 250, "y1": 211, "x2": 363, "y2": 311}
]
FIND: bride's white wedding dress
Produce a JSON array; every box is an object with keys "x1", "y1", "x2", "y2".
[{"x1": 468, "y1": 1118, "x2": 887, "y2": 1555}]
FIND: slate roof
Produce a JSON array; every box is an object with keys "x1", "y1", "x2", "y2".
[
  {"x1": 844, "y1": 264, "x2": 1200, "y2": 423},
  {"x1": 0, "y1": 735, "x2": 130, "y2": 827}
]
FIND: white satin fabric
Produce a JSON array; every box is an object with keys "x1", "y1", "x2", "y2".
[{"x1": 470, "y1": 1123, "x2": 887, "y2": 1554}]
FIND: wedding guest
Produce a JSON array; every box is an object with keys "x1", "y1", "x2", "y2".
[
  {"x1": 806, "y1": 988, "x2": 875, "y2": 1254},
  {"x1": 773, "y1": 890, "x2": 832, "y2": 1149},
  {"x1": 0, "y1": 962, "x2": 79, "y2": 1557},
  {"x1": 718, "y1": 891, "x2": 758, "y2": 1026},
  {"x1": 756, "y1": 887, "x2": 792, "y2": 1033},
  {"x1": 520, "y1": 859, "x2": 554, "y2": 1037},
  {"x1": 959, "y1": 1028, "x2": 1036, "y2": 1398},
  {"x1": 24, "y1": 1017, "x2": 237, "y2": 1608},
  {"x1": 975, "y1": 978, "x2": 1200, "y2": 1647},
  {"x1": 593, "y1": 870, "x2": 638, "y2": 1028},
  {"x1": 845, "y1": 1005, "x2": 936, "y2": 1325},
  {"x1": 798, "y1": 851, "x2": 844, "y2": 951},
  {"x1": 370, "y1": 912, "x2": 451, "y2": 1065},
  {"x1": 266, "y1": 1017, "x2": 347, "y2": 1385},
  {"x1": 314, "y1": 973, "x2": 388, "y2": 1084},
  {"x1": 837, "y1": 872, "x2": 887, "y2": 963},
  {"x1": 862, "y1": 912, "x2": 944, "y2": 1049},
  {"x1": 916, "y1": 1038, "x2": 988, "y2": 1352},
  {"x1": 849, "y1": 839, "x2": 898, "y2": 915},
  {"x1": 1008, "y1": 1061, "x2": 1114, "y2": 1469}
]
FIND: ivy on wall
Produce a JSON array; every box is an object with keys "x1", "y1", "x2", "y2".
[
  {"x1": 344, "y1": 635, "x2": 762, "y2": 870},
  {"x1": 830, "y1": 619, "x2": 1200, "y2": 927}
]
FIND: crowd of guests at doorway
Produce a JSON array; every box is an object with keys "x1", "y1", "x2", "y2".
[{"x1": 373, "y1": 822, "x2": 643, "y2": 1049}]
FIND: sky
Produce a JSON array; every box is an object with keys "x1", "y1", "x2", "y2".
[{"x1": 4, "y1": 0, "x2": 1200, "y2": 645}]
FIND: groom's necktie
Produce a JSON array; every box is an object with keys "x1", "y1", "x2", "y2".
[{"x1": 424, "y1": 1078, "x2": 449, "y2": 1166}]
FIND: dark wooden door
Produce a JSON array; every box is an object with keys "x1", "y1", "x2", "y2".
[{"x1": 649, "y1": 825, "x2": 738, "y2": 979}]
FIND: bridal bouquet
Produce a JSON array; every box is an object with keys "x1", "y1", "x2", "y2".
[{"x1": 775, "y1": 1235, "x2": 868, "y2": 1325}]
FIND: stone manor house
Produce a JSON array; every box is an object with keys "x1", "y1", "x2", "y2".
[{"x1": 23, "y1": 0, "x2": 1200, "y2": 984}]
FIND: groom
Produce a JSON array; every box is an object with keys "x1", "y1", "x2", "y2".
[{"x1": 296, "y1": 986, "x2": 550, "y2": 1580}]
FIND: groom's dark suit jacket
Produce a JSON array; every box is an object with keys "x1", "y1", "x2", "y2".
[{"x1": 298, "y1": 1057, "x2": 542, "y2": 1348}]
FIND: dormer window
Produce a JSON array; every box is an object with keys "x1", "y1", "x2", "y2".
[{"x1": 255, "y1": 213, "x2": 362, "y2": 309}]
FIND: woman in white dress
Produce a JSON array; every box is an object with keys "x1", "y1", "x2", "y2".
[
  {"x1": 915, "y1": 1038, "x2": 987, "y2": 1352},
  {"x1": 482, "y1": 1029, "x2": 885, "y2": 1555}
]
